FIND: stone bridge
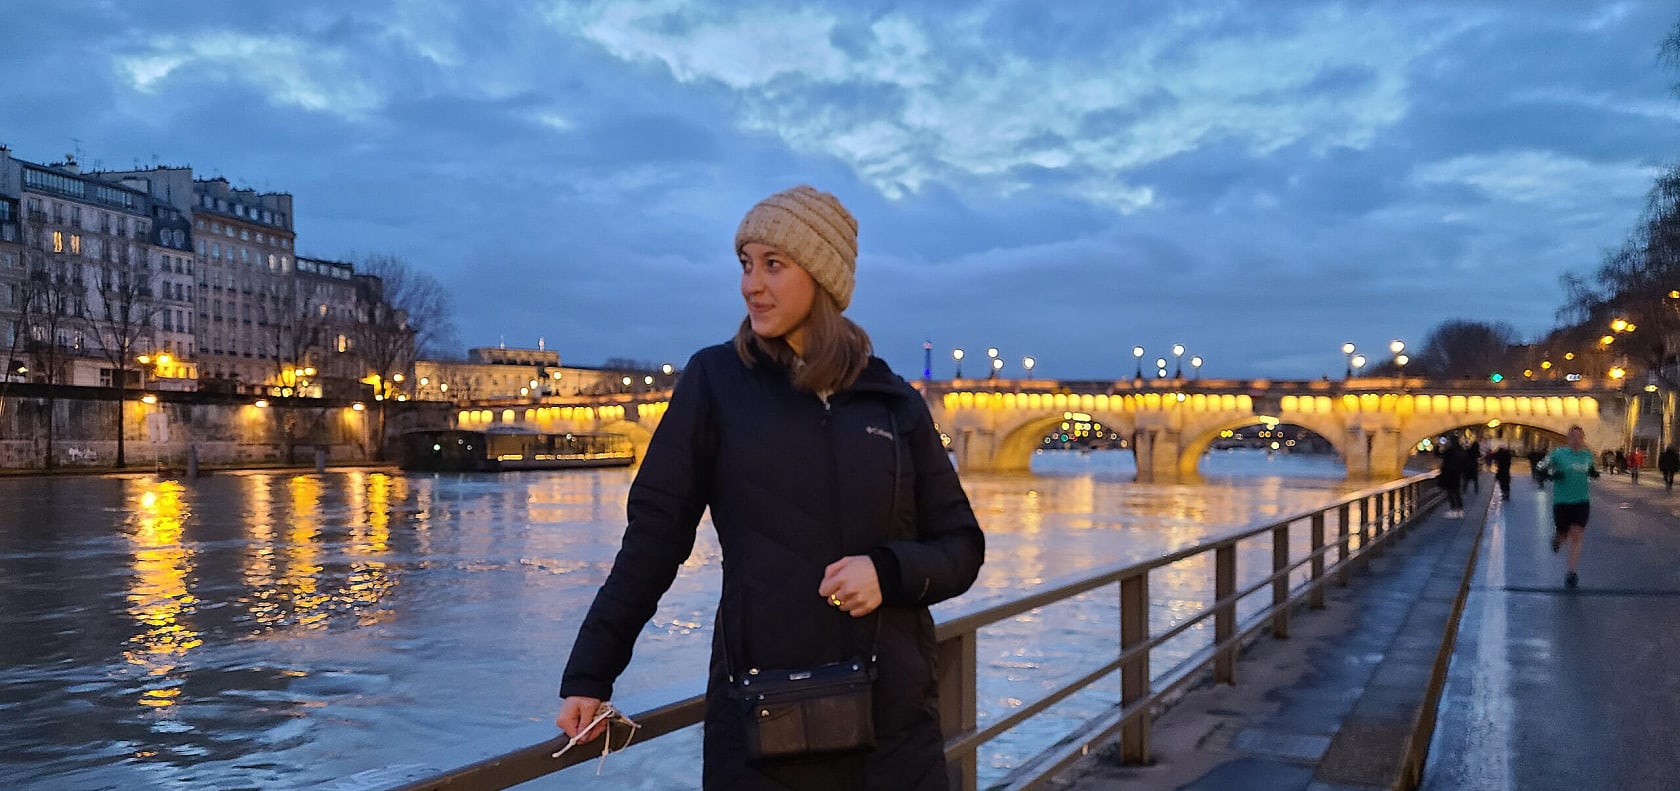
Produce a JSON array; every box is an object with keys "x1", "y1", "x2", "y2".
[{"x1": 446, "y1": 376, "x2": 1643, "y2": 482}]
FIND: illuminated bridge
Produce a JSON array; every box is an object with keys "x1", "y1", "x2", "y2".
[{"x1": 445, "y1": 376, "x2": 1643, "y2": 482}]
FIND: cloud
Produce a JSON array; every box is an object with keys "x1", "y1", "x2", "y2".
[{"x1": 548, "y1": 2, "x2": 1455, "y2": 211}]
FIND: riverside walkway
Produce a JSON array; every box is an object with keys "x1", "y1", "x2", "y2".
[{"x1": 1049, "y1": 472, "x2": 1680, "y2": 791}]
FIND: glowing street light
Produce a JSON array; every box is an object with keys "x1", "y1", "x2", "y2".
[
  {"x1": 990, "y1": 357, "x2": 1004, "y2": 379},
  {"x1": 1172, "y1": 343, "x2": 1185, "y2": 379},
  {"x1": 1341, "y1": 342, "x2": 1356, "y2": 378},
  {"x1": 1190, "y1": 355, "x2": 1203, "y2": 380},
  {"x1": 952, "y1": 348, "x2": 965, "y2": 379},
  {"x1": 1351, "y1": 354, "x2": 1367, "y2": 376},
  {"x1": 1389, "y1": 339, "x2": 1405, "y2": 355},
  {"x1": 1132, "y1": 346, "x2": 1145, "y2": 380},
  {"x1": 1022, "y1": 356, "x2": 1036, "y2": 375}
]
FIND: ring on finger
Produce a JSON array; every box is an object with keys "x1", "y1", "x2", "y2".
[{"x1": 829, "y1": 594, "x2": 843, "y2": 607}]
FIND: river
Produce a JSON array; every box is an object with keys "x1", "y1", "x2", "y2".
[{"x1": 0, "y1": 449, "x2": 1360, "y2": 790}]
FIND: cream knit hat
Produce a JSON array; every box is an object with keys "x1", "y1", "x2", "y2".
[{"x1": 734, "y1": 185, "x2": 858, "y2": 310}]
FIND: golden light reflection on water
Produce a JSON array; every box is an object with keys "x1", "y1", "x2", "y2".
[{"x1": 123, "y1": 479, "x2": 201, "y2": 708}]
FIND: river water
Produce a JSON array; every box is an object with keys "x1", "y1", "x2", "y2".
[{"x1": 0, "y1": 449, "x2": 1359, "y2": 790}]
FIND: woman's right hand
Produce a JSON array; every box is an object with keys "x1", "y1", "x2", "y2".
[{"x1": 556, "y1": 695, "x2": 606, "y2": 744}]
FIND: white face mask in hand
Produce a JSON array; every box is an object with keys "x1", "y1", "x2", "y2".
[{"x1": 552, "y1": 702, "x2": 642, "y2": 775}]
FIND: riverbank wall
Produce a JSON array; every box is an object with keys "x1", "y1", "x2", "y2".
[{"x1": 0, "y1": 385, "x2": 451, "y2": 470}]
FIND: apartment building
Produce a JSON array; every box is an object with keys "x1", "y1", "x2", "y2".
[
  {"x1": 0, "y1": 149, "x2": 167, "y2": 389},
  {"x1": 191, "y1": 178, "x2": 297, "y2": 394}
]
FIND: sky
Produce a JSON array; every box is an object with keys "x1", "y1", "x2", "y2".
[{"x1": 3, "y1": 0, "x2": 1677, "y2": 380}]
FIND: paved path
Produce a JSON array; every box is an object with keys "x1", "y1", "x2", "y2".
[
  {"x1": 1050, "y1": 485, "x2": 1490, "y2": 791},
  {"x1": 1421, "y1": 473, "x2": 1680, "y2": 791},
  {"x1": 1048, "y1": 470, "x2": 1680, "y2": 791}
]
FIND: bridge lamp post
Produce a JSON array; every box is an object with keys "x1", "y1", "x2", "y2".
[
  {"x1": 1395, "y1": 353, "x2": 1410, "y2": 391},
  {"x1": 1155, "y1": 357, "x2": 1168, "y2": 379},
  {"x1": 1022, "y1": 356, "x2": 1035, "y2": 377},
  {"x1": 990, "y1": 357, "x2": 1004, "y2": 379},
  {"x1": 1132, "y1": 346, "x2": 1145, "y2": 380},
  {"x1": 1351, "y1": 354, "x2": 1366, "y2": 378},
  {"x1": 1190, "y1": 355, "x2": 1203, "y2": 380},
  {"x1": 952, "y1": 348, "x2": 964, "y2": 380},
  {"x1": 1172, "y1": 344, "x2": 1185, "y2": 380},
  {"x1": 1341, "y1": 342, "x2": 1356, "y2": 379}
]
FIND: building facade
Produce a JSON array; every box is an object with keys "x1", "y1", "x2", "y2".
[
  {"x1": 0, "y1": 149, "x2": 170, "y2": 390},
  {"x1": 412, "y1": 346, "x2": 671, "y2": 403}
]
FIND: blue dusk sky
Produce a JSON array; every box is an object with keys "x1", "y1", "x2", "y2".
[{"x1": 3, "y1": 1, "x2": 1676, "y2": 379}]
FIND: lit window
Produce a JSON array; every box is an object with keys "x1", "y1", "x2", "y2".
[
  {"x1": 69, "y1": 234, "x2": 80, "y2": 255},
  {"x1": 52, "y1": 231, "x2": 63, "y2": 253}
]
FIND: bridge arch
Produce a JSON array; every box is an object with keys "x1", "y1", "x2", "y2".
[
  {"x1": 991, "y1": 411, "x2": 1135, "y2": 472},
  {"x1": 1176, "y1": 413, "x2": 1350, "y2": 479}
]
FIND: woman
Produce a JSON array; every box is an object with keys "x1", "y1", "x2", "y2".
[{"x1": 556, "y1": 185, "x2": 986, "y2": 789}]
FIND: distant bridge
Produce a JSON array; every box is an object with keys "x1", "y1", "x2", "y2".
[{"x1": 445, "y1": 376, "x2": 1642, "y2": 482}]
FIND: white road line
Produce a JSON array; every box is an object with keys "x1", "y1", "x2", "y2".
[{"x1": 1464, "y1": 494, "x2": 1513, "y2": 791}]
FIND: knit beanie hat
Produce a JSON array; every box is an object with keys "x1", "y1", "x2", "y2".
[{"x1": 734, "y1": 185, "x2": 858, "y2": 310}]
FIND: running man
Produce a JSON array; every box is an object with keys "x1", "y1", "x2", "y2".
[{"x1": 1542, "y1": 425, "x2": 1599, "y2": 588}]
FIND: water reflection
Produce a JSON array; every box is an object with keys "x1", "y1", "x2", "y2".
[
  {"x1": 123, "y1": 480, "x2": 200, "y2": 709},
  {"x1": 0, "y1": 451, "x2": 1357, "y2": 789}
]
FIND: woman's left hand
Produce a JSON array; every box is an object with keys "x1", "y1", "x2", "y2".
[{"x1": 818, "y1": 555, "x2": 882, "y2": 618}]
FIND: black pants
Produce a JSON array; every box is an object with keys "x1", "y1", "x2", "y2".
[
  {"x1": 1495, "y1": 472, "x2": 1511, "y2": 499},
  {"x1": 1664, "y1": 471, "x2": 1675, "y2": 491},
  {"x1": 1444, "y1": 480, "x2": 1464, "y2": 510}
]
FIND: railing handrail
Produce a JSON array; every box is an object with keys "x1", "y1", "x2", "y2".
[
  {"x1": 934, "y1": 470, "x2": 1434, "y2": 640},
  {"x1": 369, "y1": 472, "x2": 1439, "y2": 791}
]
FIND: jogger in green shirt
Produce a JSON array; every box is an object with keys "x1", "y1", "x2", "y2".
[{"x1": 1543, "y1": 425, "x2": 1599, "y2": 589}]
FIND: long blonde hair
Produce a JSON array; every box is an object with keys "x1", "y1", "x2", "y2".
[{"x1": 734, "y1": 289, "x2": 872, "y2": 393}]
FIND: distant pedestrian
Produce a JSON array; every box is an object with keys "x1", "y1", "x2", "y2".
[
  {"x1": 555, "y1": 185, "x2": 985, "y2": 789},
  {"x1": 1438, "y1": 436, "x2": 1468, "y2": 518},
  {"x1": 1464, "y1": 439, "x2": 1482, "y2": 494},
  {"x1": 1627, "y1": 448, "x2": 1644, "y2": 484},
  {"x1": 1489, "y1": 444, "x2": 1513, "y2": 501},
  {"x1": 1660, "y1": 446, "x2": 1680, "y2": 493},
  {"x1": 1614, "y1": 449, "x2": 1627, "y2": 475},
  {"x1": 1528, "y1": 448, "x2": 1549, "y2": 483},
  {"x1": 1543, "y1": 426, "x2": 1599, "y2": 589}
]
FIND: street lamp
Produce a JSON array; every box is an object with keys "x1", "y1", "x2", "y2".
[
  {"x1": 1155, "y1": 357, "x2": 1168, "y2": 379},
  {"x1": 1190, "y1": 355, "x2": 1203, "y2": 380},
  {"x1": 1396, "y1": 353, "x2": 1410, "y2": 390},
  {"x1": 1389, "y1": 339, "x2": 1405, "y2": 356},
  {"x1": 1172, "y1": 343, "x2": 1185, "y2": 379},
  {"x1": 952, "y1": 348, "x2": 965, "y2": 379},
  {"x1": 1351, "y1": 354, "x2": 1366, "y2": 377},
  {"x1": 1341, "y1": 342, "x2": 1356, "y2": 379},
  {"x1": 1022, "y1": 356, "x2": 1035, "y2": 376},
  {"x1": 990, "y1": 357, "x2": 1003, "y2": 380},
  {"x1": 1132, "y1": 346, "x2": 1145, "y2": 380}
]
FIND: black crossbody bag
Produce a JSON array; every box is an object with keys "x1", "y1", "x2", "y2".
[{"x1": 731, "y1": 652, "x2": 877, "y2": 762}]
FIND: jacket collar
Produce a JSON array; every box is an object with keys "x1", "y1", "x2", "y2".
[{"x1": 743, "y1": 341, "x2": 905, "y2": 399}]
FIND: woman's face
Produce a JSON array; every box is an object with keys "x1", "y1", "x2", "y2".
[{"x1": 740, "y1": 242, "x2": 818, "y2": 353}]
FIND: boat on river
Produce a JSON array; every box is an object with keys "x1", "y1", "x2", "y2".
[{"x1": 398, "y1": 426, "x2": 635, "y2": 472}]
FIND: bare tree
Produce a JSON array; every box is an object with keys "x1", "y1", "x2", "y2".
[
  {"x1": 1411, "y1": 319, "x2": 1522, "y2": 379},
  {"x1": 268, "y1": 286, "x2": 333, "y2": 463},
  {"x1": 353, "y1": 254, "x2": 454, "y2": 459},
  {"x1": 82, "y1": 256, "x2": 163, "y2": 467},
  {"x1": 17, "y1": 213, "x2": 90, "y2": 469}
]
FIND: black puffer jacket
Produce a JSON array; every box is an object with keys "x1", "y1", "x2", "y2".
[{"x1": 560, "y1": 342, "x2": 986, "y2": 790}]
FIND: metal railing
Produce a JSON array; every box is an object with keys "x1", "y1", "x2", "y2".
[{"x1": 374, "y1": 472, "x2": 1440, "y2": 791}]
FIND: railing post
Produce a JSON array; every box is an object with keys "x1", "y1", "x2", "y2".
[
  {"x1": 1309, "y1": 512, "x2": 1326, "y2": 610},
  {"x1": 1271, "y1": 523, "x2": 1290, "y2": 639},
  {"x1": 1214, "y1": 544, "x2": 1237, "y2": 684},
  {"x1": 937, "y1": 632, "x2": 978, "y2": 791},
  {"x1": 1119, "y1": 571, "x2": 1151, "y2": 763},
  {"x1": 1336, "y1": 503, "x2": 1351, "y2": 586},
  {"x1": 1360, "y1": 496, "x2": 1373, "y2": 551}
]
